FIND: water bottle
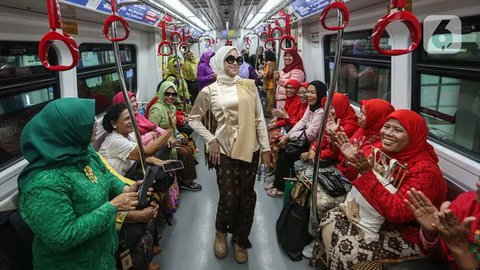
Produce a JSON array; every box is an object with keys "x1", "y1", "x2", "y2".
[{"x1": 257, "y1": 164, "x2": 265, "y2": 182}]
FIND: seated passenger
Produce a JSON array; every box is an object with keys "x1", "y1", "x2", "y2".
[
  {"x1": 267, "y1": 81, "x2": 328, "y2": 197},
  {"x1": 148, "y1": 81, "x2": 201, "y2": 192},
  {"x1": 164, "y1": 58, "x2": 191, "y2": 113},
  {"x1": 268, "y1": 79, "x2": 307, "y2": 169},
  {"x1": 18, "y1": 98, "x2": 139, "y2": 270},
  {"x1": 310, "y1": 110, "x2": 447, "y2": 269},
  {"x1": 112, "y1": 91, "x2": 176, "y2": 147},
  {"x1": 406, "y1": 182, "x2": 480, "y2": 270}
]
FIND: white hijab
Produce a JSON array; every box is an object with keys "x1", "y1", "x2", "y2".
[{"x1": 210, "y1": 46, "x2": 241, "y2": 85}]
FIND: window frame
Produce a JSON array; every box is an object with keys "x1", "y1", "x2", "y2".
[
  {"x1": 411, "y1": 15, "x2": 480, "y2": 162},
  {"x1": 0, "y1": 41, "x2": 60, "y2": 170},
  {"x1": 323, "y1": 30, "x2": 392, "y2": 104}
]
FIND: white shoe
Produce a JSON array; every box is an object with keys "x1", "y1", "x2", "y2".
[{"x1": 302, "y1": 241, "x2": 315, "y2": 259}]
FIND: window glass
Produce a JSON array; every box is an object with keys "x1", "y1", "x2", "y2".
[
  {"x1": 77, "y1": 44, "x2": 134, "y2": 70},
  {"x1": 328, "y1": 62, "x2": 391, "y2": 102},
  {"x1": 422, "y1": 17, "x2": 480, "y2": 63},
  {"x1": 0, "y1": 86, "x2": 56, "y2": 169},
  {"x1": 0, "y1": 43, "x2": 55, "y2": 82},
  {"x1": 326, "y1": 32, "x2": 391, "y2": 58},
  {"x1": 77, "y1": 69, "x2": 136, "y2": 114},
  {"x1": 419, "y1": 74, "x2": 480, "y2": 157}
]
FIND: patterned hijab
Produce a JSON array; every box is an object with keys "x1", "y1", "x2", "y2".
[
  {"x1": 18, "y1": 98, "x2": 96, "y2": 190},
  {"x1": 112, "y1": 91, "x2": 157, "y2": 134}
]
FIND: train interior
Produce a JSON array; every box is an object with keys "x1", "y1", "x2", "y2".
[{"x1": 0, "y1": 0, "x2": 479, "y2": 269}]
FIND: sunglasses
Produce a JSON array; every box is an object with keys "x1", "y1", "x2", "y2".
[
  {"x1": 164, "y1": 92, "x2": 178, "y2": 97},
  {"x1": 224, "y1": 55, "x2": 244, "y2": 65}
]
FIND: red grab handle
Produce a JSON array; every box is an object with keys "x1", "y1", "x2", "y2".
[
  {"x1": 103, "y1": 15, "x2": 131, "y2": 42},
  {"x1": 264, "y1": 38, "x2": 276, "y2": 50},
  {"x1": 39, "y1": 31, "x2": 79, "y2": 71},
  {"x1": 158, "y1": 41, "x2": 173, "y2": 56},
  {"x1": 371, "y1": 8, "x2": 421, "y2": 55},
  {"x1": 39, "y1": 0, "x2": 79, "y2": 71},
  {"x1": 320, "y1": 1, "x2": 350, "y2": 31},
  {"x1": 179, "y1": 42, "x2": 190, "y2": 53},
  {"x1": 280, "y1": 13, "x2": 296, "y2": 50}
]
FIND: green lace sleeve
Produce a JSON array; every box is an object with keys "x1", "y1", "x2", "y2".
[{"x1": 20, "y1": 170, "x2": 118, "y2": 252}]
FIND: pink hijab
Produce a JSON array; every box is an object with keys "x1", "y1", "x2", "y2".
[{"x1": 112, "y1": 91, "x2": 157, "y2": 135}]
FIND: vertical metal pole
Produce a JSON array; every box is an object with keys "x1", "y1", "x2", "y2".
[
  {"x1": 311, "y1": 10, "x2": 345, "y2": 224},
  {"x1": 111, "y1": 21, "x2": 147, "y2": 174}
]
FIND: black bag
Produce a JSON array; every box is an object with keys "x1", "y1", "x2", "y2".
[
  {"x1": 125, "y1": 163, "x2": 174, "y2": 193},
  {"x1": 275, "y1": 187, "x2": 313, "y2": 261},
  {"x1": 284, "y1": 129, "x2": 309, "y2": 157},
  {"x1": 382, "y1": 258, "x2": 450, "y2": 270},
  {"x1": 317, "y1": 167, "x2": 351, "y2": 198}
]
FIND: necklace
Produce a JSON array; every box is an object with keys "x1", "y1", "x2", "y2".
[{"x1": 84, "y1": 165, "x2": 98, "y2": 184}]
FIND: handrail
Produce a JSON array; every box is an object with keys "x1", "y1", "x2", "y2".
[
  {"x1": 38, "y1": 0, "x2": 80, "y2": 71},
  {"x1": 371, "y1": 0, "x2": 421, "y2": 55}
]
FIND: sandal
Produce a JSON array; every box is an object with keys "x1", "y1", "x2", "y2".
[
  {"x1": 267, "y1": 188, "x2": 284, "y2": 198},
  {"x1": 264, "y1": 182, "x2": 274, "y2": 190}
]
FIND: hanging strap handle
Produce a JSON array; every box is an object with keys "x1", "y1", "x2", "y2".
[
  {"x1": 38, "y1": 0, "x2": 79, "y2": 71},
  {"x1": 371, "y1": 0, "x2": 421, "y2": 55},
  {"x1": 103, "y1": 0, "x2": 130, "y2": 42},
  {"x1": 280, "y1": 13, "x2": 296, "y2": 50},
  {"x1": 157, "y1": 19, "x2": 173, "y2": 56},
  {"x1": 320, "y1": 0, "x2": 350, "y2": 31}
]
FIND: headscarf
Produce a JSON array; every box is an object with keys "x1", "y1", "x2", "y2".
[
  {"x1": 299, "y1": 82, "x2": 309, "y2": 90},
  {"x1": 112, "y1": 91, "x2": 157, "y2": 134},
  {"x1": 360, "y1": 99, "x2": 395, "y2": 137},
  {"x1": 199, "y1": 50, "x2": 215, "y2": 66},
  {"x1": 265, "y1": 50, "x2": 276, "y2": 62},
  {"x1": 165, "y1": 58, "x2": 182, "y2": 79},
  {"x1": 321, "y1": 93, "x2": 358, "y2": 124},
  {"x1": 182, "y1": 51, "x2": 198, "y2": 81},
  {"x1": 210, "y1": 46, "x2": 241, "y2": 85},
  {"x1": 18, "y1": 98, "x2": 96, "y2": 190},
  {"x1": 284, "y1": 79, "x2": 301, "y2": 112},
  {"x1": 349, "y1": 99, "x2": 394, "y2": 147},
  {"x1": 156, "y1": 81, "x2": 178, "y2": 111},
  {"x1": 282, "y1": 48, "x2": 304, "y2": 74},
  {"x1": 383, "y1": 109, "x2": 438, "y2": 164},
  {"x1": 308, "y1": 80, "x2": 328, "y2": 111}
]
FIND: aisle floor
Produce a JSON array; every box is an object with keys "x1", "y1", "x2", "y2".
[{"x1": 153, "y1": 134, "x2": 313, "y2": 270}]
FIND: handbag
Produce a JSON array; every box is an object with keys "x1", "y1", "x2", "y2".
[
  {"x1": 275, "y1": 185, "x2": 313, "y2": 261},
  {"x1": 284, "y1": 128, "x2": 309, "y2": 157},
  {"x1": 317, "y1": 166, "x2": 351, "y2": 198}
]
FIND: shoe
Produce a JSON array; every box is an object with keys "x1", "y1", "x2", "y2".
[
  {"x1": 148, "y1": 262, "x2": 160, "y2": 270},
  {"x1": 214, "y1": 232, "x2": 228, "y2": 258},
  {"x1": 302, "y1": 241, "x2": 315, "y2": 259},
  {"x1": 267, "y1": 188, "x2": 284, "y2": 198},
  {"x1": 232, "y1": 241, "x2": 248, "y2": 264},
  {"x1": 180, "y1": 182, "x2": 202, "y2": 191},
  {"x1": 153, "y1": 245, "x2": 162, "y2": 255}
]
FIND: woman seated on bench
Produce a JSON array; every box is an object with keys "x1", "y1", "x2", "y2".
[
  {"x1": 310, "y1": 110, "x2": 447, "y2": 269},
  {"x1": 406, "y1": 180, "x2": 480, "y2": 270}
]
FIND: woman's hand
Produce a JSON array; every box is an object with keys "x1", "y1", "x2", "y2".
[
  {"x1": 208, "y1": 139, "x2": 221, "y2": 165},
  {"x1": 348, "y1": 149, "x2": 373, "y2": 173},
  {"x1": 334, "y1": 131, "x2": 359, "y2": 160},
  {"x1": 167, "y1": 137, "x2": 178, "y2": 148},
  {"x1": 262, "y1": 151, "x2": 272, "y2": 171},
  {"x1": 268, "y1": 122, "x2": 277, "y2": 130},
  {"x1": 273, "y1": 71, "x2": 280, "y2": 80},
  {"x1": 307, "y1": 149, "x2": 316, "y2": 161},
  {"x1": 434, "y1": 202, "x2": 475, "y2": 256},
  {"x1": 110, "y1": 192, "x2": 138, "y2": 211},
  {"x1": 405, "y1": 188, "x2": 440, "y2": 241},
  {"x1": 137, "y1": 203, "x2": 159, "y2": 223},
  {"x1": 150, "y1": 131, "x2": 158, "y2": 139},
  {"x1": 278, "y1": 135, "x2": 290, "y2": 148}
]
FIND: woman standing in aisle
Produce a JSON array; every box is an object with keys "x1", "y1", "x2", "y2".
[{"x1": 189, "y1": 46, "x2": 271, "y2": 264}]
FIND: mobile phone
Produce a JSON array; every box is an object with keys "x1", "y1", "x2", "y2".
[
  {"x1": 161, "y1": 160, "x2": 184, "y2": 172},
  {"x1": 137, "y1": 166, "x2": 158, "y2": 209}
]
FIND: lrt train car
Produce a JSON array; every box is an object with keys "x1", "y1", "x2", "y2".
[{"x1": 0, "y1": 0, "x2": 479, "y2": 269}]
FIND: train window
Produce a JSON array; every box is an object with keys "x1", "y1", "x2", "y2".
[
  {"x1": 0, "y1": 42, "x2": 59, "y2": 170},
  {"x1": 413, "y1": 15, "x2": 480, "y2": 161},
  {"x1": 0, "y1": 42, "x2": 57, "y2": 84},
  {"x1": 77, "y1": 44, "x2": 137, "y2": 114},
  {"x1": 324, "y1": 31, "x2": 392, "y2": 103}
]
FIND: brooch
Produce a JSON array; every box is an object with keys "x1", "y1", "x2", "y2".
[{"x1": 84, "y1": 165, "x2": 98, "y2": 184}]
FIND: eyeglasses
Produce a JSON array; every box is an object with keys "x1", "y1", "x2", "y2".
[
  {"x1": 224, "y1": 55, "x2": 244, "y2": 65},
  {"x1": 164, "y1": 92, "x2": 178, "y2": 97}
]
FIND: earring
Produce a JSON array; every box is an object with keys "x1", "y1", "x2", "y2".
[{"x1": 113, "y1": 125, "x2": 117, "y2": 129}]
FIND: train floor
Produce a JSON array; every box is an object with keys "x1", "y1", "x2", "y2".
[{"x1": 153, "y1": 133, "x2": 313, "y2": 270}]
